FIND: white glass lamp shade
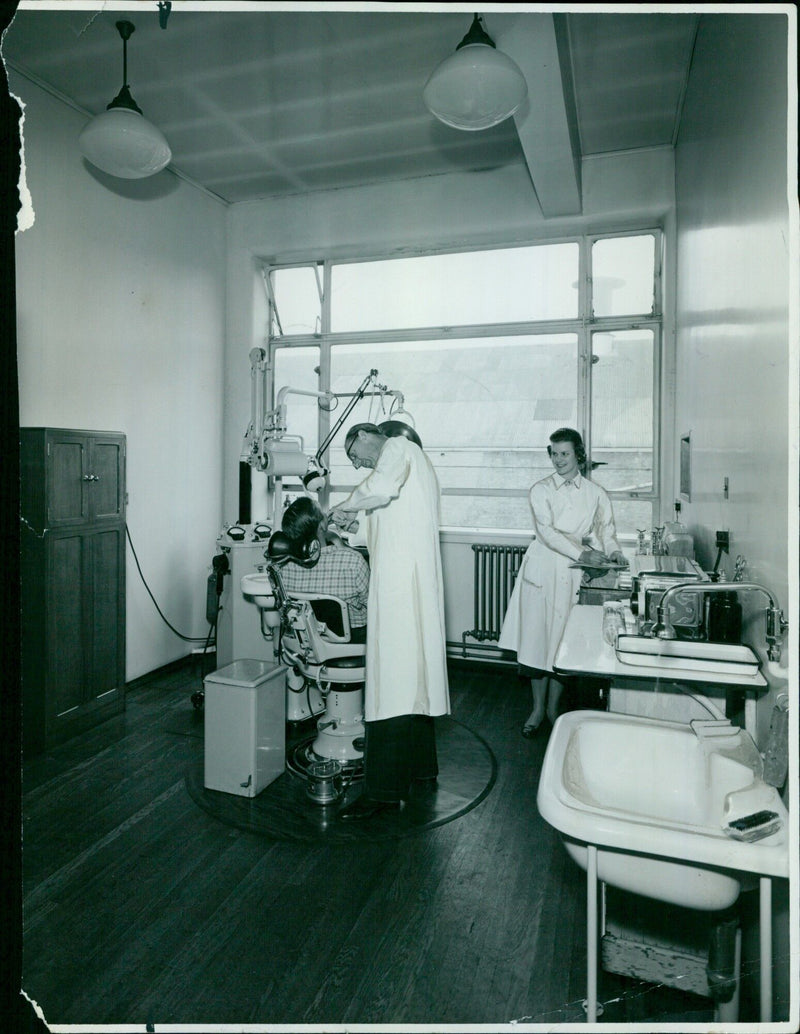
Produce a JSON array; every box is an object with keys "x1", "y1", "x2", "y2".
[
  {"x1": 423, "y1": 44, "x2": 527, "y2": 131},
  {"x1": 79, "y1": 107, "x2": 171, "y2": 179}
]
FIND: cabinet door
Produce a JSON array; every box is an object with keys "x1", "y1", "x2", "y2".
[
  {"x1": 90, "y1": 437, "x2": 126, "y2": 522},
  {"x1": 48, "y1": 533, "x2": 86, "y2": 721},
  {"x1": 87, "y1": 526, "x2": 126, "y2": 702},
  {"x1": 48, "y1": 434, "x2": 89, "y2": 527}
]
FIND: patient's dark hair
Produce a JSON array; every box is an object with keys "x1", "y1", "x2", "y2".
[
  {"x1": 547, "y1": 427, "x2": 587, "y2": 473},
  {"x1": 281, "y1": 496, "x2": 323, "y2": 550}
]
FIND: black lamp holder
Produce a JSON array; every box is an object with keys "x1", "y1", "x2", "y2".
[
  {"x1": 107, "y1": 20, "x2": 143, "y2": 115},
  {"x1": 456, "y1": 13, "x2": 496, "y2": 51},
  {"x1": 313, "y1": 370, "x2": 379, "y2": 468}
]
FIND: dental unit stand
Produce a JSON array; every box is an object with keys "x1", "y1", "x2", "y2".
[{"x1": 241, "y1": 357, "x2": 410, "y2": 526}]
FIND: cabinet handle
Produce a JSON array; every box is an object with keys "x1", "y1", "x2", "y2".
[{"x1": 82, "y1": 474, "x2": 101, "y2": 481}]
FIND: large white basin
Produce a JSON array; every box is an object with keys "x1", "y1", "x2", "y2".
[{"x1": 538, "y1": 710, "x2": 789, "y2": 910}]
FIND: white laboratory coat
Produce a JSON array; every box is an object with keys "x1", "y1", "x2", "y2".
[
  {"x1": 498, "y1": 472, "x2": 621, "y2": 673},
  {"x1": 337, "y1": 436, "x2": 450, "y2": 722}
]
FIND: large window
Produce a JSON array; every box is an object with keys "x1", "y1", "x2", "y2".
[{"x1": 265, "y1": 232, "x2": 661, "y2": 537}]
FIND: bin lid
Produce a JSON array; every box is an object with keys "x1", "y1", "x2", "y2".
[{"x1": 204, "y1": 658, "x2": 279, "y2": 688}]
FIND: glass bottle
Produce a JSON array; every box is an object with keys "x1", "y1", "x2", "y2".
[
  {"x1": 706, "y1": 591, "x2": 742, "y2": 644},
  {"x1": 664, "y1": 502, "x2": 694, "y2": 558}
]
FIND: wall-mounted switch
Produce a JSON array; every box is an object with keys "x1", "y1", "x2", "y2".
[{"x1": 716, "y1": 530, "x2": 730, "y2": 552}]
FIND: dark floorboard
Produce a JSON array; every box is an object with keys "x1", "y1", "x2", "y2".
[{"x1": 20, "y1": 660, "x2": 722, "y2": 1028}]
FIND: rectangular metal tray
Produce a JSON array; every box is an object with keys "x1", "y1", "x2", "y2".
[{"x1": 615, "y1": 635, "x2": 760, "y2": 675}]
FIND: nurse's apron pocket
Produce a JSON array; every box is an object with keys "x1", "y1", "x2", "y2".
[{"x1": 519, "y1": 555, "x2": 542, "y2": 587}]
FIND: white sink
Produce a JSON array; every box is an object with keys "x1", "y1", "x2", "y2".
[
  {"x1": 616, "y1": 634, "x2": 760, "y2": 676},
  {"x1": 537, "y1": 710, "x2": 789, "y2": 909},
  {"x1": 241, "y1": 572, "x2": 276, "y2": 609}
]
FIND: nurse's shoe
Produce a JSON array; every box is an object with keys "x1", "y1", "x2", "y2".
[
  {"x1": 338, "y1": 793, "x2": 401, "y2": 821},
  {"x1": 522, "y1": 710, "x2": 546, "y2": 737}
]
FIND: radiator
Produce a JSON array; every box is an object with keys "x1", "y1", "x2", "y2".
[{"x1": 462, "y1": 543, "x2": 528, "y2": 649}]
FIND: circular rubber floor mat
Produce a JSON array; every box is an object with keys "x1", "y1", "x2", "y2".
[{"x1": 185, "y1": 716, "x2": 496, "y2": 842}]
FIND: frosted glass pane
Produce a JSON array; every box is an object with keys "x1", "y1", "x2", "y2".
[
  {"x1": 270, "y1": 266, "x2": 321, "y2": 336},
  {"x1": 328, "y1": 335, "x2": 578, "y2": 530},
  {"x1": 592, "y1": 235, "x2": 655, "y2": 317},
  {"x1": 590, "y1": 329, "x2": 654, "y2": 495},
  {"x1": 331, "y1": 244, "x2": 579, "y2": 331},
  {"x1": 273, "y1": 346, "x2": 320, "y2": 455}
]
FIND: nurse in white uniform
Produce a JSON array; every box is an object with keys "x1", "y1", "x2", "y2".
[
  {"x1": 329, "y1": 423, "x2": 450, "y2": 819},
  {"x1": 498, "y1": 428, "x2": 626, "y2": 736}
]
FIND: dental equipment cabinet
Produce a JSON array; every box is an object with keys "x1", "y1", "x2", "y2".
[
  {"x1": 549, "y1": 560, "x2": 790, "y2": 1022},
  {"x1": 212, "y1": 364, "x2": 411, "y2": 715}
]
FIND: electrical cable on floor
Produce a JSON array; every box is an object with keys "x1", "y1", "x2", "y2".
[{"x1": 125, "y1": 524, "x2": 217, "y2": 645}]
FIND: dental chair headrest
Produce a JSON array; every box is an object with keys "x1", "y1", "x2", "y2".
[{"x1": 266, "y1": 530, "x2": 321, "y2": 567}]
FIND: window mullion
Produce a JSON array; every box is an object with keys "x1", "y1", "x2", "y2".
[
  {"x1": 653, "y1": 231, "x2": 663, "y2": 317},
  {"x1": 272, "y1": 317, "x2": 585, "y2": 350}
]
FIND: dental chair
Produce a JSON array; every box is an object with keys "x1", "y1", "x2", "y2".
[{"x1": 261, "y1": 532, "x2": 366, "y2": 777}]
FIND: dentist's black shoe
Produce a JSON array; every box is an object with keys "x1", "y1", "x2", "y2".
[{"x1": 338, "y1": 794, "x2": 402, "y2": 821}]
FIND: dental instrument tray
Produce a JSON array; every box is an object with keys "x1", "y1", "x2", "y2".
[{"x1": 615, "y1": 635, "x2": 761, "y2": 675}]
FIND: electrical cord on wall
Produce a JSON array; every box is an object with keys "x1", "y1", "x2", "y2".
[{"x1": 125, "y1": 524, "x2": 217, "y2": 645}]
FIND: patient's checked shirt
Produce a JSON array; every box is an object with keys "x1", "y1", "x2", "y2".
[{"x1": 278, "y1": 545, "x2": 370, "y2": 630}]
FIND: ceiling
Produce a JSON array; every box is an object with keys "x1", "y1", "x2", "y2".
[{"x1": 2, "y1": 6, "x2": 699, "y2": 214}]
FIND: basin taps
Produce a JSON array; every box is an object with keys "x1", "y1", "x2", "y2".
[{"x1": 654, "y1": 582, "x2": 788, "y2": 661}]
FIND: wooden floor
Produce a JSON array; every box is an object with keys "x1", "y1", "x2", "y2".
[{"x1": 20, "y1": 659, "x2": 717, "y2": 1029}]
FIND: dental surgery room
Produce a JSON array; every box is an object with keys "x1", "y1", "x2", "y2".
[{"x1": 3, "y1": 1, "x2": 800, "y2": 1031}]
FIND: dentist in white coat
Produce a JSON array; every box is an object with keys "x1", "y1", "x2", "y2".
[{"x1": 329, "y1": 422, "x2": 450, "y2": 820}]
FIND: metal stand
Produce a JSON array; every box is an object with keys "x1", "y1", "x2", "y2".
[
  {"x1": 583, "y1": 845, "x2": 602, "y2": 1021},
  {"x1": 760, "y1": 876, "x2": 773, "y2": 1022}
]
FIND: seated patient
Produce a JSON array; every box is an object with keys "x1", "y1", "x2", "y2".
[{"x1": 279, "y1": 496, "x2": 369, "y2": 644}]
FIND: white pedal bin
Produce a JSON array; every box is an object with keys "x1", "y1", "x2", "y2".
[{"x1": 204, "y1": 659, "x2": 286, "y2": 797}]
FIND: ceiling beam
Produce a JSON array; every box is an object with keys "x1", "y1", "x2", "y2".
[{"x1": 489, "y1": 13, "x2": 582, "y2": 218}]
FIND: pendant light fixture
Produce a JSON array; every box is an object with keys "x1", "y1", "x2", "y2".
[
  {"x1": 78, "y1": 20, "x2": 171, "y2": 179},
  {"x1": 423, "y1": 13, "x2": 527, "y2": 131}
]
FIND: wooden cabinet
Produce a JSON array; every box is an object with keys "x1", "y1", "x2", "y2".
[{"x1": 21, "y1": 428, "x2": 126, "y2": 752}]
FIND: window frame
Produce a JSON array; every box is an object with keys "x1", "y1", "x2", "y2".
[{"x1": 262, "y1": 230, "x2": 663, "y2": 533}]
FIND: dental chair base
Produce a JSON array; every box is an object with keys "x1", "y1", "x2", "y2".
[
  {"x1": 311, "y1": 681, "x2": 365, "y2": 763},
  {"x1": 286, "y1": 666, "x2": 326, "y2": 722},
  {"x1": 288, "y1": 667, "x2": 365, "y2": 784}
]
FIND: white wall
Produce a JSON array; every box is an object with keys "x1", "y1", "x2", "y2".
[
  {"x1": 673, "y1": 14, "x2": 795, "y2": 1017},
  {"x1": 674, "y1": 14, "x2": 795, "y2": 734},
  {"x1": 12, "y1": 73, "x2": 228, "y2": 680}
]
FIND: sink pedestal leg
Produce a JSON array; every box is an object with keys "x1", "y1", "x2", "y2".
[
  {"x1": 714, "y1": 926, "x2": 741, "y2": 1023},
  {"x1": 584, "y1": 845, "x2": 599, "y2": 1022},
  {"x1": 760, "y1": 876, "x2": 772, "y2": 1022}
]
